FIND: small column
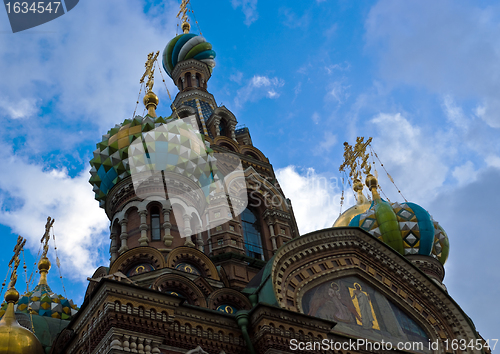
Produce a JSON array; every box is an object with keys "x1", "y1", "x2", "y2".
[
  {"x1": 163, "y1": 208, "x2": 174, "y2": 247},
  {"x1": 214, "y1": 119, "x2": 221, "y2": 136},
  {"x1": 183, "y1": 214, "x2": 195, "y2": 247},
  {"x1": 230, "y1": 123, "x2": 237, "y2": 142},
  {"x1": 268, "y1": 221, "x2": 277, "y2": 251},
  {"x1": 196, "y1": 227, "x2": 204, "y2": 252},
  {"x1": 138, "y1": 210, "x2": 149, "y2": 246},
  {"x1": 118, "y1": 219, "x2": 129, "y2": 254},
  {"x1": 110, "y1": 230, "x2": 118, "y2": 263}
]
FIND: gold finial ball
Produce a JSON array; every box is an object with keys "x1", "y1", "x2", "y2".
[
  {"x1": 38, "y1": 257, "x2": 51, "y2": 272},
  {"x1": 365, "y1": 174, "x2": 378, "y2": 190},
  {"x1": 143, "y1": 91, "x2": 159, "y2": 107},
  {"x1": 182, "y1": 22, "x2": 191, "y2": 33},
  {"x1": 353, "y1": 179, "x2": 364, "y2": 192},
  {"x1": 4, "y1": 288, "x2": 19, "y2": 303}
]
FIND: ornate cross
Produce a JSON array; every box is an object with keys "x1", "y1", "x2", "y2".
[
  {"x1": 140, "y1": 51, "x2": 160, "y2": 93},
  {"x1": 41, "y1": 216, "x2": 55, "y2": 259},
  {"x1": 177, "y1": 0, "x2": 190, "y2": 24},
  {"x1": 8, "y1": 235, "x2": 26, "y2": 288},
  {"x1": 339, "y1": 137, "x2": 373, "y2": 180}
]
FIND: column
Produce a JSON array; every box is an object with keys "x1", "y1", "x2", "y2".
[
  {"x1": 183, "y1": 214, "x2": 195, "y2": 247},
  {"x1": 196, "y1": 226, "x2": 204, "y2": 252},
  {"x1": 268, "y1": 221, "x2": 277, "y2": 251},
  {"x1": 163, "y1": 207, "x2": 174, "y2": 247},
  {"x1": 118, "y1": 219, "x2": 129, "y2": 254},
  {"x1": 138, "y1": 210, "x2": 149, "y2": 246},
  {"x1": 110, "y1": 229, "x2": 118, "y2": 263}
]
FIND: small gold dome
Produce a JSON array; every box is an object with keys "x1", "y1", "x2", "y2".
[
  {"x1": 4, "y1": 288, "x2": 19, "y2": 304},
  {"x1": 182, "y1": 22, "x2": 191, "y2": 33},
  {"x1": 38, "y1": 257, "x2": 51, "y2": 272},
  {"x1": 365, "y1": 174, "x2": 378, "y2": 189},
  {"x1": 143, "y1": 91, "x2": 159, "y2": 107},
  {"x1": 0, "y1": 292, "x2": 44, "y2": 354},
  {"x1": 333, "y1": 179, "x2": 371, "y2": 227}
]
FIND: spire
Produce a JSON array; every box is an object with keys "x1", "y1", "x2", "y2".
[
  {"x1": 177, "y1": 0, "x2": 191, "y2": 33},
  {"x1": 37, "y1": 216, "x2": 54, "y2": 286},
  {"x1": 0, "y1": 236, "x2": 44, "y2": 354},
  {"x1": 140, "y1": 51, "x2": 160, "y2": 118}
]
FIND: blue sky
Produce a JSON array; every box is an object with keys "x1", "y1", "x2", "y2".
[{"x1": 0, "y1": 0, "x2": 499, "y2": 346}]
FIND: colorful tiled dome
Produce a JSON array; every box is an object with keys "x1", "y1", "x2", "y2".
[
  {"x1": 0, "y1": 283, "x2": 78, "y2": 321},
  {"x1": 162, "y1": 33, "x2": 216, "y2": 77},
  {"x1": 349, "y1": 200, "x2": 450, "y2": 265},
  {"x1": 89, "y1": 115, "x2": 219, "y2": 208}
]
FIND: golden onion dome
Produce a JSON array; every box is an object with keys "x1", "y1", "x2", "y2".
[
  {"x1": 0, "y1": 288, "x2": 44, "y2": 354},
  {"x1": 333, "y1": 179, "x2": 371, "y2": 227}
]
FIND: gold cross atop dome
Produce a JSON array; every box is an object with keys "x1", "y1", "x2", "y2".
[
  {"x1": 38, "y1": 216, "x2": 54, "y2": 286},
  {"x1": 41, "y1": 216, "x2": 54, "y2": 259},
  {"x1": 7, "y1": 236, "x2": 26, "y2": 290},
  {"x1": 177, "y1": 0, "x2": 191, "y2": 33},
  {"x1": 141, "y1": 51, "x2": 160, "y2": 118},
  {"x1": 339, "y1": 137, "x2": 373, "y2": 182},
  {"x1": 140, "y1": 51, "x2": 160, "y2": 93}
]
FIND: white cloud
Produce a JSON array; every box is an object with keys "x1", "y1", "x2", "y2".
[
  {"x1": 311, "y1": 112, "x2": 320, "y2": 124},
  {"x1": 0, "y1": 98, "x2": 38, "y2": 119},
  {"x1": 317, "y1": 131, "x2": 337, "y2": 153},
  {"x1": 0, "y1": 0, "x2": 179, "y2": 135},
  {"x1": 280, "y1": 8, "x2": 310, "y2": 29},
  {"x1": 326, "y1": 81, "x2": 350, "y2": 105},
  {"x1": 0, "y1": 144, "x2": 109, "y2": 282},
  {"x1": 229, "y1": 71, "x2": 243, "y2": 84},
  {"x1": 442, "y1": 95, "x2": 468, "y2": 129},
  {"x1": 369, "y1": 112, "x2": 449, "y2": 202},
  {"x1": 234, "y1": 75, "x2": 285, "y2": 107},
  {"x1": 275, "y1": 166, "x2": 342, "y2": 234},
  {"x1": 452, "y1": 161, "x2": 478, "y2": 186},
  {"x1": 231, "y1": 0, "x2": 258, "y2": 26},
  {"x1": 365, "y1": 0, "x2": 500, "y2": 129}
]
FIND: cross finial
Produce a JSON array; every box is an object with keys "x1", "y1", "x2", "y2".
[
  {"x1": 140, "y1": 51, "x2": 160, "y2": 93},
  {"x1": 177, "y1": 0, "x2": 191, "y2": 33},
  {"x1": 8, "y1": 235, "x2": 26, "y2": 289},
  {"x1": 339, "y1": 137, "x2": 373, "y2": 181},
  {"x1": 41, "y1": 216, "x2": 55, "y2": 259}
]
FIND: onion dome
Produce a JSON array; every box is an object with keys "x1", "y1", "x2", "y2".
[
  {"x1": 348, "y1": 175, "x2": 450, "y2": 265},
  {"x1": 0, "y1": 257, "x2": 78, "y2": 321},
  {"x1": 162, "y1": 33, "x2": 216, "y2": 77},
  {"x1": 333, "y1": 179, "x2": 372, "y2": 227},
  {"x1": 0, "y1": 288, "x2": 44, "y2": 354},
  {"x1": 89, "y1": 115, "x2": 219, "y2": 208}
]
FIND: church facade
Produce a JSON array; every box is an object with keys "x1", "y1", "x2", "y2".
[{"x1": 0, "y1": 3, "x2": 489, "y2": 354}]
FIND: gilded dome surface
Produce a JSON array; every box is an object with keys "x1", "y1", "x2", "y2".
[
  {"x1": 0, "y1": 290, "x2": 44, "y2": 354},
  {"x1": 349, "y1": 200, "x2": 450, "y2": 264},
  {"x1": 162, "y1": 33, "x2": 216, "y2": 77}
]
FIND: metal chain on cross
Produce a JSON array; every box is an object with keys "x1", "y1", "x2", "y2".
[
  {"x1": 368, "y1": 145, "x2": 407, "y2": 202},
  {"x1": 50, "y1": 223, "x2": 68, "y2": 299}
]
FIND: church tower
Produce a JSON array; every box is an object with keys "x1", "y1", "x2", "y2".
[{"x1": 86, "y1": 2, "x2": 299, "y2": 294}]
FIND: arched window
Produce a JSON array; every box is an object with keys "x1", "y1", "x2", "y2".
[
  {"x1": 219, "y1": 121, "x2": 226, "y2": 136},
  {"x1": 241, "y1": 208, "x2": 264, "y2": 259},
  {"x1": 186, "y1": 73, "x2": 192, "y2": 87},
  {"x1": 151, "y1": 206, "x2": 161, "y2": 241},
  {"x1": 195, "y1": 74, "x2": 201, "y2": 87}
]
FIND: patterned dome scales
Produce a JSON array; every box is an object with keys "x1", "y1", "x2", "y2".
[
  {"x1": 89, "y1": 115, "x2": 220, "y2": 208},
  {"x1": 349, "y1": 201, "x2": 450, "y2": 264},
  {"x1": 162, "y1": 33, "x2": 216, "y2": 77},
  {"x1": 0, "y1": 284, "x2": 78, "y2": 321}
]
